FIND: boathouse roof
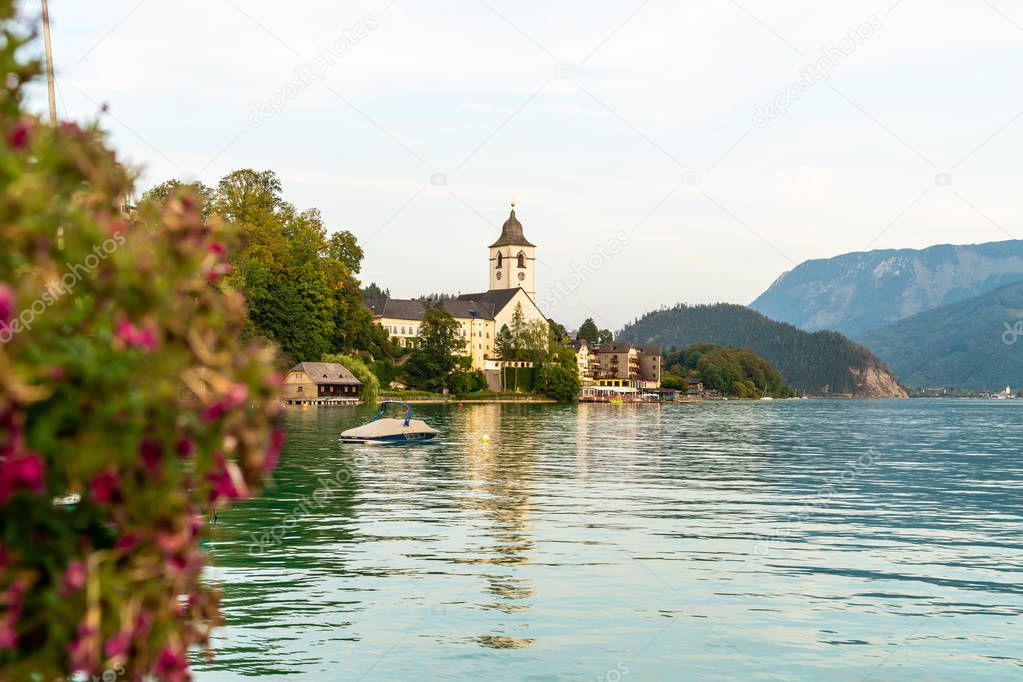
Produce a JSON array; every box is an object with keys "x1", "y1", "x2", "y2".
[{"x1": 291, "y1": 362, "x2": 362, "y2": 386}]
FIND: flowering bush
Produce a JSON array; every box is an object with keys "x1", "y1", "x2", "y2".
[{"x1": 0, "y1": 4, "x2": 282, "y2": 680}]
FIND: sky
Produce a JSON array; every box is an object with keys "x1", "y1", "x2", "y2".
[{"x1": 20, "y1": 0, "x2": 1023, "y2": 330}]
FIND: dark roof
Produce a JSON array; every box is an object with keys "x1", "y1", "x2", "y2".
[
  {"x1": 441, "y1": 299, "x2": 496, "y2": 320},
  {"x1": 489, "y1": 207, "x2": 535, "y2": 248},
  {"x1": 456, "y1": 289, "x2": 521, "y2": 315},
  {"x1": 590, "y1": 343, "x2": 633, "y2": 354},
  {"x1": 635, "y1": 345, "x2": 661, "y2": 356},
  {"x1": 366, "y1": 298, "x2": 427, "y2": 320},
  {"x1": 291, "y1": 362, "x2": 362, "y2": 386}
]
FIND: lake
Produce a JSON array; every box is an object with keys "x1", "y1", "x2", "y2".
[{"x1": 195, "y1": 400, "x2": 1023, "y2": 681}]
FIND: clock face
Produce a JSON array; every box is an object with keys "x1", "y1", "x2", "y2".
[
  {"x1": 517, "y1": 271, "x2": 526, "y2": 281},
  {"x1": 495, "y1": 271, "x2": 502, "y2": 280}
]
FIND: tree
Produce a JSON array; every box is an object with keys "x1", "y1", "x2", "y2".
[
  {"x1": 577, "y1": 318, "x2": 599, "y2": 343},
  {"x1": 597, "y1": 328, "x2": 613, "y2": 344},
  {"x1": 322, "y1": 353, "x2": 379, "y2": 404},
  {"x1": 362, "y1": 282, "x2": 390, "y2": 299},
  {"x1": 325, "y1": 230, "x2": 364, "y2": 274},
  {"x1": 403, "y1": 308, "x2": 464, "y2": 391},
  {"x1": 548, "y1": 319, "x2": 569, "y2": 345},
  {"x1": 535, "y1": 364, "x2": 581, "y2": 402},
  {"x1": 0, "y1": 13, "x2": 282, "y2": 678},
  {"x1": 495, "y1": 324, "x2": 514, "y2": 360}
]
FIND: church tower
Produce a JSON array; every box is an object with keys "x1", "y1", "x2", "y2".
[{"x1": 489, "y1": 202, "x2": 536, "y2": 300}]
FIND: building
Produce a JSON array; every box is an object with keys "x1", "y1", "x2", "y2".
[
  {"x1": 589, "y1": 343, "x2": 662, "y2": 390},
  {"x1": 365, "y1": 203, "x2": 547, "y2": 370},
  {"x1": 283, "y1": 362, "x2": 362, "y2": 403}
]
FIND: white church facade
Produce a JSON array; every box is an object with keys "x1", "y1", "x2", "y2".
[{"x1": 365, "y1": 203, "x2": 548, "y2": 370}]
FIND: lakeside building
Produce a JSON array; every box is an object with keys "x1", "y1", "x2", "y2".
[
  {"x1": 283, "y1": 362, "x2": 362, "y2": 404},
  {"x1": 574, "y1": 339, "x2": 663, "y2": 400},
  {"x1": 365, "y1": 204, "x2": 547, "y2": 371}
]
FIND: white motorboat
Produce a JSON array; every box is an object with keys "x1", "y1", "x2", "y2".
[{"x1": 339, "y1": 401, "x2": 439, "y2": 445}]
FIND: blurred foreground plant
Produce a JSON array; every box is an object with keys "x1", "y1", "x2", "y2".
[{"x1": 0, "y1": 3, "x2": 282, "y2": 679}]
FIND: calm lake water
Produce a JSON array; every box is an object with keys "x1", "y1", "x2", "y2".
[{"x1": 195, "y1": 400, "x2": 1023, "y2": 681}]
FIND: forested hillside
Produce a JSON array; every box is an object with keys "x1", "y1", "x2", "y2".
[{"x1": 618, "y1": 304, "x2": 906, "y2": 397}]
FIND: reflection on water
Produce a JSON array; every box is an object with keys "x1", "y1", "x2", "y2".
[{"x1": 196, "y1": 400, "x2": 1023, "y2": 680}]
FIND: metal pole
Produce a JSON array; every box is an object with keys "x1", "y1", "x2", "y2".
[{"x1": 41, "y1": 0, "x2": 57, "y2": 126}]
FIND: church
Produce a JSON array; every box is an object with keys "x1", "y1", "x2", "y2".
[{"x1": 364, "y1": 203, "x2": 548, "y2": 370}]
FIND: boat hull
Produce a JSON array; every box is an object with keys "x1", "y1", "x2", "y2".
[{"x1": 338, "y1": 431, "x2": 437, "y2": 445}]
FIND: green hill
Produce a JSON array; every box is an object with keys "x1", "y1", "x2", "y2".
[
  {"x1": 617, "y1": 303, "x2": 906, "y2": 397},
  {"x1": 663, "y1": 344, "x2": 795, "y2": 398},
  {"x1": 856, "y1": 281, "x2": 1023, "y2": 390}
]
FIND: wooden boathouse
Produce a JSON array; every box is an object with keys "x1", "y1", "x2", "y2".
[{"x1": 283, "y1": 362, "x2": 362, "y2": 405}]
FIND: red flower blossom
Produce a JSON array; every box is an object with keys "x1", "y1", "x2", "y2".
[
  {"x1": 209, "y1": 241, "x2": 227, "y2": 257},
  {"x1": 208, "y1": 451, "x2": 244, "y2": 502},
  {"x1": 264, "y1": 425, "x2": 285, "y2": 473},
  {"x1": 67, "y1": 622, "x2": 97, "y2": 674},
  {"x1": 154, "y1": 646, "x2": 189, "y2": 682},
  {"x1": 115, "y1": 532, "x2": 139, "y2": 552},
  {"x1": 103, "y1": 630, "x2": 130, "y2": 659},
  {"x1": 175, "y1": 438, "x2": 195, "y2": 458},
  {"x1": 206, "y1": 262, "x2": 233, "y2": 284},
  {"x1": 0, "y1": 283, "x2": 13, "y2": 327},
  {"x1": 60, "y1": 560, "x2": 87, "y2": 596},
  {"x1": 201, "y1": 401, "x2": 227, "y2": 423},
  {"x1": 89, "y1": 468, "x2": 119, "y2": 504},
  {"x1": 0, "y1": 451, "x2": 44, "y2": 505},
  {"x1": 139, "y1": 439, "x2": 163, "y2": 472},
  {"x1": 7, "y1": 121, "x2": 30, "y2": 150}
]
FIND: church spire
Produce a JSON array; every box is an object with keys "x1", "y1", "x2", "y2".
[{"x1": 489, "y1": 201, "x2": 534, "y2": 248}]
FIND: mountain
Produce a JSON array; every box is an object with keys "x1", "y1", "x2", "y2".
[
  {"x1": 617, "y1": 304, "x2": 906, "y2": 397},
  {"x1": 857, "y1": 281, "x2": 1023, "y2": 390},
  {"x1": 750, "y1": 240, "x2": 1023, "y2": 338}
]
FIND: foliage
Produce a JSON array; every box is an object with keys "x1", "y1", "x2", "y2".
[
  {"x1": 142, "y1": 170, "x2": 386, "y2": 364},
  {"x1": 322, "y1": 353, "x2": 379, "y2": 404},
  {"x1": 362, "y1": 282, "x2": 389, "y2": 299},
  {"x1": 576, "y1": 318, "x2": 598, "y2": 343},
  {"x1": 403, "y1": 308, "x2": 465, "y2": 391},
  {"x1": 618, "y1": 303, "x2": 898, "y2": 396},
  {"x1": 597, "y1": 329, "x2": 613, "y2": 343},
  {"x1": 0, "y1": 9, "x2": 282, "y2": 678},
  {"x1": 548, "y1": 319, "x2": 569, "y2": 344},
  {"x1": 495, "y1": 324, "x2": 514, "y2": 360},
  {"x1": 535, "y1": 364, "x2": 581, "y2": 402},
  {"x1": 369, "y1": 358, "x2": 399, "y2": 388},
  {"x1": 448, "y1": 370, "x2": 487, "y2": 395},
  {"x1": 660, "y1": 373, "x2": 688, "y2": 391},
  {"x1": 664, "y1": 344, "x2": 794, "y2": 398}
]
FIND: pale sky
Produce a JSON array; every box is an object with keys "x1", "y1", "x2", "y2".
[{"x1": 23, "y1": 0, "x2": 1023, "y2": 330}]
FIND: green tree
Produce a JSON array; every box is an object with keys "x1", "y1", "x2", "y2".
[
  {"x1": 322, "y1": 352, "x2": 379, "y2": 404},
  {"x1": 577, "y1": 317, "x2": 599, "y2": 343},
  {"x1": 535, "y1": 364, "x2": 581, "y2": 402},
  {"x1": 495, "y1": 323, "x2": 514, "y2": 359},
  {"x1": 403, "y1": 308, "x2": 464, "y2": 391},
  {"x1": 362, "y1": 281, "x2": 390, "y2": 299},
  {"x1": 597, "y1": 328, "x2": 613, "y2": 344}
]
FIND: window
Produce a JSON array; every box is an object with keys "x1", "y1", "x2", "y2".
[
  {"x1": 517, "y1": 251, "x2": 526, "y2": 268},
  {"x1": 497, "y1": 253, "x2": 503, "y2": 268}
]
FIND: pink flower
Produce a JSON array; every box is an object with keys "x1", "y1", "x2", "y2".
[
  {"x1": 133, "y1": 609, "x2": 153, "y2": 638},
  {"x1": 60, "y1": 560, "x2": 87, "y2": 595},
  {"x1": 89, "y1": 468, "x2": 119, "y2": 504},
  {"x1": 0, "y1": 579, "x2": 23, "y2": 649},
  {"x1": 206, "y1": 262, "x2": 233, "y2": 284},
  {"x1": 0, "y1": 451, "x2": 44, "y2": 505},
  {"x1": 0, "y1": 283, "x2": 13, "y2": 327},
  {"x1": 115, "y1": 532, "x2": 139, "y2": 552},
  {"x1": 103, "y1": 630, "x2": 130, "y2": 659},
  {"x1": 68, "y1": 622, "x2": 97, "y2": 674},
  {"x1": 114, "y1": 316, "x2": 158, "y2": 352},
  {"x1": 175, "y1": 438, "x2": 195, "y2": 458},
  {"x1": 208, "y1": 451, "x2": 244, "y2": 502},
  {"x1": 264, "y1": 425, "x2": 285, "y2": 473},
  {"x1": 209, "y1": 241, "x2": 227, "y2": 257},
  {"x1": 139, "y1": 438, "x2": 163, "y2": 472},
  {"x1": 7, "y1": 121, "x2": 30, "y2": 150},
  {"x1": 108, "y1": 219, "x2": 129, "y2": 236},
  {"x1": 154, "y1": 646, "x2": 189, "y2": 682},
  {"x1": 201, "y1": 401, "x2": 227, "y2": 423}
]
